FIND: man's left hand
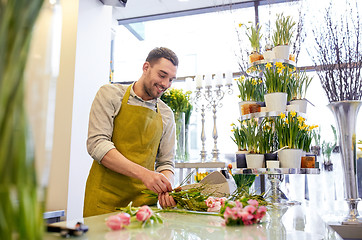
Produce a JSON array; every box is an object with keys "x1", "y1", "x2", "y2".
[{"x1": 158, "y1": 192, "x2": 176, "y2": 208}]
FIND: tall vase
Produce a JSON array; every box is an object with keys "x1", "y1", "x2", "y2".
[
  {"x1": 174, "y1": 112, "x2": 186, "y2": 163},
  {"x1": 328, "y1": 100, "x2": 362, "y2": 224}
]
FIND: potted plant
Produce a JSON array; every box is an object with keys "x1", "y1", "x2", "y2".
[
  {"x1": 240, "y1": 22, "x2": 263, "y2": 63},
  {"x1": 272, "y1": 13, "x2": 296, "y2": 60},
  {"x1": 311, "y1": 127, "x2": 321, "y2": 156},
  {"x1": 259, "y1": 118, "x2": 279, "y2": 167},
  {"x1": 322, "y1": 140, "x2": 335, "y2": 171},
  {"x1": 236, "y1": 75, "x2": 265, "y2": 115},
  {"x1": 231, "y1": 121, "x2": 248, "y2": 168},
  {"x1": 263, "y1": 62, "x2": 294, "y2": 112},
  {"x1": 288, "y1": 69, "x2": 313, "y2": 113},
  {"x1": 241, "y1": 119, "x2": 264, "y2": 168},
  {"x1": 263, "y1": 43, "x2": 274, "y2": 61},
  {"x1": 274, "y1": 111, "x2": 303, "y2": 168}
]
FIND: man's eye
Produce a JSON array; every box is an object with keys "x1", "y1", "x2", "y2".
[{"x1": 159, "y1": 74, "x2": 166, "y2": 78}]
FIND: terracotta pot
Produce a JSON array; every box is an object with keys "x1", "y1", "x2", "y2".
[{"x1": 249, "y1": 52, "x2": 262, "y2": 63}]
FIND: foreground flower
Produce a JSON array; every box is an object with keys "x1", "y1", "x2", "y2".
[
  {"x1": 221, "y1": 200, "x2": 267, "y2": 226},
  {"x1": 136, "y1": 205, "x2": 153, "y2": 222},
  {"x1": 106, "y1": 213, "x2": 131, "y2": 230}
]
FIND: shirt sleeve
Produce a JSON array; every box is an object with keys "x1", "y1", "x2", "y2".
[
  {"x1": 87, "y1": 84, "x2": 123, "y2": 163},
  {"x1": 155, "y1": 102, "x2": 176, "y2": 173}
]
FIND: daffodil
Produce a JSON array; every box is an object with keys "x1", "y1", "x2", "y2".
[
  {"x1": 280, "y1": 113, "x2": 286, "y2": 119},
  {"x1": 290, "y1": 111, "x2": 296, "y2": 117},
  {"x1": 275, "y1": 62, "x2": 283, "y2": 68},
  {"x1": 265, "y1": 62, "x2": 272, "y2": 69}
]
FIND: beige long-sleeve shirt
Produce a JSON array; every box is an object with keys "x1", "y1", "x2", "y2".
[{"x1": 87, "y1": 83, "x2": 175, "y2": 173}]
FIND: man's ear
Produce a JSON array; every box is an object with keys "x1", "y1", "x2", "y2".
[{"x1": 143, "y1": 61, "x2": 150, "y2": 72}]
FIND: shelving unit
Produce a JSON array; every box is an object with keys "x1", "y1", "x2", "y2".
[{"x1": 236, "y1": 57, "x2": 319, "y2": 205}]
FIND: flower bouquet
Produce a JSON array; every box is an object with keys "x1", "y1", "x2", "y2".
[
  {"x1": 161, "y1": 88, "x2": 193, "y2": 162},
  {"x1": 220, "y1": 199, "x2": 267, "y2": 226}
]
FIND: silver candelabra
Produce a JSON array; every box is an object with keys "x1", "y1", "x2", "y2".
[{"x1": 194, "y1": 82, "x2": 233, "y2": 162}]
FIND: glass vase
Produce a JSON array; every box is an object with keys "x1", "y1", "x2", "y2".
[
  {"x1": 174, "y1": 112, "x2": 186, "y2": 163},
  {"x1": 328, "y1": 100, "x2": 362, "y2": 224}
]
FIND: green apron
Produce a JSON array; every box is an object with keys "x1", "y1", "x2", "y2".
[{"x1": 83, "y1": 84, "x2": 163, "y2": 217}]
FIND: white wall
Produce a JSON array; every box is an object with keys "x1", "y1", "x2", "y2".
[
  {"x1": 67, "y1": 0, "x2": 113, "y2": 220},
  {"x1": 46, "y1": 0, "x2": 113, "y2": 220}
]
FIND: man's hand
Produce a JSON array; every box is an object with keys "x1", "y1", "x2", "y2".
[
  {"x1": 158, "y1": 192, "x2": 176, "y2": 208},
  {"x1": 141, "y1": 171, "x2": 173, "y2": 194}
]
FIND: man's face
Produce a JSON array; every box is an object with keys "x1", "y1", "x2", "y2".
[{"x1": 142, "y1": 58, "x2": 177, "y2": 100}]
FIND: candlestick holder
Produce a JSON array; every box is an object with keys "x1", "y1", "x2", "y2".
[{"x1": 193, "y1": 82, "x2": 233, "y2": 162}]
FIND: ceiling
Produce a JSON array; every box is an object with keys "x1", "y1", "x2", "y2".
[{"x1": 112, "y1": 0, "x2": 260, "y2": 24}]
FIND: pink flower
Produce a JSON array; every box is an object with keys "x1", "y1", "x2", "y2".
[
  {"x1": 207, "y1": 201, "x2": 221, "y2": 212},
  {"x1": 106, "y1": 213, "x2": 131, "y2": 230},
  {"x1": 205, "y1": 197, "x2": 216, "y2": 208},
  {"x1": 216, "y1": 197, "x2": 227, "y2": 207},
  {"x1": 255, "y1": 206, "x2": 267, "y2": 220},
  {"x1": 136, "y1": 205, "x2": 153, "y2": 222},
  {"x1": 223, "y1": 206, "x2": 234, "y2": 221},
  {"x1": 235, "y1": 200, "x2": 243, "y2": 208},
  {"x1": 247, "y1": 199, "x2": 259, "y2": 207},
  {"x1": 244, "y1": 205, "x2": 257, "y2": 214}
]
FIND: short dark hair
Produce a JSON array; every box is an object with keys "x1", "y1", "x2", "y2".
[{"x1": 146, "y1": 47, "x2": 179, "y2": 67}]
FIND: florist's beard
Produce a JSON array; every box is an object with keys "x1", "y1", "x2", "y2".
[{"x1": 144, "y1": 83, "x2": 165, "y2": 100}]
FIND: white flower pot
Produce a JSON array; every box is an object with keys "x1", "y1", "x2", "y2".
[
  {"x1": 290, "y1": 99, "x2": 308, "y2": 113},
  {"x1": 286, "y1": 104, "x2": 299, "y2": 112},
  {"x1": 273, "y1": 45, "x2": 290, "y2": 60},
  {"x1": 264, "y1": 92, "x2": 287, "y2": 112},
  {"x1": 263, "y1": 50, "x2": 274, "y2": 61},
  {"x1": 278, "y1": 149, "x2": 303, "y2": 168},
  {"x1": 246, "y1": 154, "x2": 265, "y2": 168}
]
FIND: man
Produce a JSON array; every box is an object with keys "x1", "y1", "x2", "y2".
[{"x1": 84, "y1": 47, "x2": 178, "y2": 217}]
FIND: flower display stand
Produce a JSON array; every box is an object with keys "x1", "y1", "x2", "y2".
[{"x1": 233, "y1": 168, "x2": 320, "y2": 206}]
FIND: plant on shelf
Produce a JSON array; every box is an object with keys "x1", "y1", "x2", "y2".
[
  {"x1": 236, "y1": 75, "x2": 265, "y2": 102},
  {"x1": 231, "y1": 121, "x2": 247, "y2": 151},
  {"x1": 322, "y1": 140, "x2": 335, "y2": 171},
  {"x1": 240, "y1": 22, "x2": 263, "y2": 63},
  {"x1": 296, "y1": 119, "x2": 319, "y2": 153},
  {"x1": 241, "y1": 119, "x2": 261, "y2": 154},
  {"x1": 274, "y1": 111, "x2": 302, "y2": 149},
  {"x1": 289, "y1": 69, "x2": 313, "y2": 100},
  {"x1": 311, "y1": 126, "x2": 322, "y2": 156},
  {"x1": 264, "y1": 62, "x2": 294, "y2": 94},
  {"x1": 272, "y1": 13, "x2": 296, "y2": 47},
  {"x1": 258, "y1": 118, "x2": 277, "y2": 154}
]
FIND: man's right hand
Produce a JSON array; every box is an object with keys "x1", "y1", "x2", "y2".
[{"x1": 141, "y1": 171, "x2": 172, "y2": 194}]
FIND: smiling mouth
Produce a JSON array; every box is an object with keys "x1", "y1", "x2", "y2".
[{"x1": 156, "y1": 84, "x2": 166, "y2": 93}]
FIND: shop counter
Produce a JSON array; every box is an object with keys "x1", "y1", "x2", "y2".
[{"x1": 45, "y1": 204, "x2": 343, "y2": 240}]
